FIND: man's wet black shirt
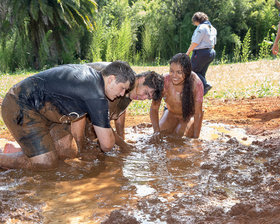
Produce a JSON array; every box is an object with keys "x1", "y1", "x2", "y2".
[{"x1": 16, "y1": 64, "x2": 110, "y2": 128}]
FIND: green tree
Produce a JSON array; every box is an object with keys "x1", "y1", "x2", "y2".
[
  {"x1": 1, "y1": 0, "x2": 97, "y2": 69},
  {"x1": 2, "y1": 0, "x2": 279, "y2": 69},
  {"x1": 247, "y1": 0, "x2": 278, "y2": 54},
  {"x1": 88, "y1": 16, "x2": 106, "y2": 62},
  {"x1": 93, "y1": 0, "x2": 137, "y2": 62}
]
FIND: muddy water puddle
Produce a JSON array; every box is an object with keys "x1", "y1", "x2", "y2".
[{"x1": 1, "y1": 123, "x2": 280, "y2": 223}]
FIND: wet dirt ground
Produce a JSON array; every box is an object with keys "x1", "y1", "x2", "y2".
[{"x1": 0, "y1": 96, "x2": 280, "y2": 223}]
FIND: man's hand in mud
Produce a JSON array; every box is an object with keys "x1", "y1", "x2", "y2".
[
  {"x1": 118, "y1": 141, "x2": 134, "y2": 153},
  {"x1": 149, "y1": 131, "x2": 163, "y2": 143}
]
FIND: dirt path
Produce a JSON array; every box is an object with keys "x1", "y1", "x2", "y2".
[
  {"x1": 1, "y1": 96, "x2": 280, "y2": 141},
  {"x1": 204, "y1": 96, "x2": 280, "y2": 135}
]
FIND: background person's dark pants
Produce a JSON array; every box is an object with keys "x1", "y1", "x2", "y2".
[{"x1": 191, "y1": 48, "x2": 216, "y2": 94}]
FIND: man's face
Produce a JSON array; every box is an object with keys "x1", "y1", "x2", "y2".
[
  {"x1": 129, "y1": 77, "x2": 154, "y2": 100},
  {"x1": 170, "y1": 62, "x2": 185, "y2": 85},
  {"x1": 130, "y1": 84, "x2": 154, "y2": 100},
  {"x1": 105, "y1": 76, "x2": 130, "y2": 101}
]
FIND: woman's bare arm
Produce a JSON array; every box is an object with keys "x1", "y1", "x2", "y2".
[{"x1": 150, "y1": 98, "x2": 162, "y2": 133}]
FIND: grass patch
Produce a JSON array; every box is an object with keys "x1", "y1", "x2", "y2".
[
  {"x1": 206, "y1": 59, "x2": 280, "y2": 100},
  {"x1": 127, "y1": 100, "x2": 165, "y2": 116},
  {"x1": 0, "y1": 59, "x2": 279, "y2": 116},
  {"x1": 206, "y1": 79, "x2": 280, "y2": 99},
  {"x1": 0, "y1": 71, "x2": 34, "y2": 98},
  {"x1": 127, "y1": 100, "x2": 152, "y2": 115},
  {"x1": 0, "y1": 117, "x2": 5, "y2": 126},
  {"x1": 0, "y1": 114, "x2": 7, "y2": 133}
]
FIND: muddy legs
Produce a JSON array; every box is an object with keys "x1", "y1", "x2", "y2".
[
  {"x1": 50, "y1": 117, "x2": 87, "y2": 160},
  {"x1": 0, "y1": 150, "x2": 59, "y2": 170}
]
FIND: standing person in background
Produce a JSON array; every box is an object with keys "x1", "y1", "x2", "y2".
[
  {"x1": 272, "y1": 0, "x2": 280, "y2": 55},
  {"x1": 186, "y1": 12, "x2": 217, "y2": 95}
]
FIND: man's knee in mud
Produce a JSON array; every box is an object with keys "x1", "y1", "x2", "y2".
[{"x1": 30, "y1": 151, "x2": 59, "y2": 170}]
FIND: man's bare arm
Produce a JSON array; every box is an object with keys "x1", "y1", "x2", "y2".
[
  {"x1": 113, "y1": 129, "x2": 133, "y2": 152},
  {"x1": 114, "y1": 111, "x2": 126, "y2": 139},
  {"x1": 150, "y1": 99, "x2": 162, "y2": 133},
  {"x1": 93, "y1": 125, "x2": 115, "y2": 152}
]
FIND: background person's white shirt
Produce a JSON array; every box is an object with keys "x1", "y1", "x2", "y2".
[{"x1": 191, "y1": 23, "x2": 217, "y2": 50}]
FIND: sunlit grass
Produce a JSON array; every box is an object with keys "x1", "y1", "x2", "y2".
[
  {"x1": 0, "y1": 113, "x2": 7, "y2": 134},
  {"x1": 127, "y1": 100, "x2": 166, "y2": 116},
  {"x1": 206, "y1": 79, "x2": 280, "y2": 99},
  {"x1": 0, "y1": 59, "x2": 279, "y2": 117},
  {"x1": 0, "y1": 117, "x2": 5, "y2": 126},
  {"x1": 205, "y1": 59, "x2": 280, "y2": 99},
  {"x1": 0, "y1": 71, "x2": 34, "y2": 98},
  {"x1": 128, "y1": 100, "x2": 152, "y2": 115}
]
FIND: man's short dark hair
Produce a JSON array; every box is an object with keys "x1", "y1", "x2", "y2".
[
  {"x1": 136, "y1": 71, "x2": 164, "y2": 101},
  {"x1": 102, "y1": 61, "x2": 136, "y2": 90}
]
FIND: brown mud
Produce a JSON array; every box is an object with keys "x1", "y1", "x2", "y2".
[{"x1": 0, "y1": 96, "x2": 280, "y2": 223}]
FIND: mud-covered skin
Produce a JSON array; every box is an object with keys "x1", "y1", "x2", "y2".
[
  {"x1": 163, "y1": 73, "x2": 203, "y2": 115},
  {"x1": 150, "y1": 71, "x2": 203, "y2": 138},
  {"x1": 1, "y1": 64, "x2": 110, "y2": 158},
  {"x1": 109, "y1": 96, "x2": 132, "y2": 120}
]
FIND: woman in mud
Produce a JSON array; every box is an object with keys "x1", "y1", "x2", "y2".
[
  {"x1": 150, "y1": 53, "x2": 204, "y2": 139},
  {"x1": 0, "y1": 61, "x2": 135, "y2": 170}
]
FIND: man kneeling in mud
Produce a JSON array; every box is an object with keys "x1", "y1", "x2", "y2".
[
  {"x1": 87, "y1": 62, "x2": 164, "y2": 144},
  {"x1": 0, "y1": 61, "x2": 135, "y2": 170}
]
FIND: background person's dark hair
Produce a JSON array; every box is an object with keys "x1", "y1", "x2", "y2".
[
  {"x1": 192, "y1": 12, "x2": 209, "y2": 24},
  {"x1": 137, "y1": 71, "x2": 164, "y2": 101},
  {"x1": 102, "y1": 60, "x2": 136, "y2": 91},
  {"x1": 169, "y1": 53, "x2": 194, "y2": 120}
]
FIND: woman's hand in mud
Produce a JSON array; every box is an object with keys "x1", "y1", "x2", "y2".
[{"x1": 149, "y1": 131, "x2": 163, "y2": 144}]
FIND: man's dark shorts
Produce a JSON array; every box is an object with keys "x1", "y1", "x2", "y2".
[{"x1": 1, "y1": 88, "x2": 70, "y2": 158}]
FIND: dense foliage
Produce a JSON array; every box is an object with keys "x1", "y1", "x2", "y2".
[
  {"x1": 0, "y1": 0, "x2": 279, "y2": 71},
  {"x1": 0, "y1": 0, "x2": 97, "y2": 71}
]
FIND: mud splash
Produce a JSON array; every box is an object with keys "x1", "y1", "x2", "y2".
[{"x1": 0, "y1": 123, "x2": 280, "y2": 223}]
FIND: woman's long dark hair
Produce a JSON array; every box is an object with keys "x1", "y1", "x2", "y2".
[{"x1": 169, "y1": 53, "x2": 194, "y2": 120}]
